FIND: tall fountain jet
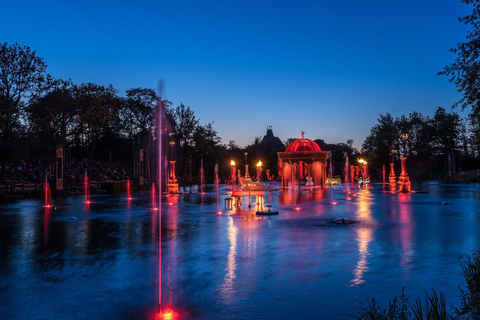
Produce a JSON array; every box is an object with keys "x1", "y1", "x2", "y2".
[
  {"x1": 152, "y1": 183, "x2": 158, "y2": 211},
  {"x1": 157, "y1": 83, "x2": 164, "y2": 316},
  {"x1": 44, "y1": 174, "x2": 52, "y2": 208},
  {"x1": 215, "y1": 164, "x2": 221, "y2": 214},
  {"x1": 84, "y1": 170, "x2": 91, "y2": 204},
  {"x1": 200, "y1": 158, "x2": 205, "y2": 194},
  {"x1": 344, "y1": 152, "x2": 349, "y2": 194},
  {"x1": 399, "y1": 157, "x2": 411, "y2": 193},
  {"x1": 156, "y1": 83, "x2": 178, "y2": 319},
  {"x1": 126, "y1": 179, "x2": 133, "y2": 200}
]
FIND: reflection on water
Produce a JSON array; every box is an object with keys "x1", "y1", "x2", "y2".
[
  {"x1": 1, "y1": 182, "x2": 480, "y2": 319},
  {"x1": 398, "y1": 193, "x2": 414, "y2": 277},
  {"x1": 350, "y1": 228, "x2": 373, "y2": 287},
  {"x1": 221, "y1": 217, "x2": 238, "y2": 300},
  {"x1": 350, "y1": 189, "x2": 373, "y2": 286}
]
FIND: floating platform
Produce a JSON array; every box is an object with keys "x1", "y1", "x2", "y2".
[
  {"x1": 333, "y1": 217, "x2": 351, "y2": 224},
  {"x1": 231, "y1": 190, "x2": 265, "y2": 197},
  {"x1": 256, "y1": 209, "x2": 279, "y2": 215}
]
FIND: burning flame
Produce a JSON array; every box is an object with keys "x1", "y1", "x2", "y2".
[
  {"x1": 358, "y1": 159, "x2": 367, "y2": 165},
  {"x1": 256, "y1": 161, "x2": 262, "y2": 167},
  {"x1": 230, "y1": 160, "x2": 235, "y2": 166}
]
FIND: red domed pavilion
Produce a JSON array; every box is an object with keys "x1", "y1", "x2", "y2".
[{"x1": 278, "y1": 132, "x2": 329, "y2": 189}]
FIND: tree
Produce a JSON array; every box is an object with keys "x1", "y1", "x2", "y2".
[
  {"x1": 439, "y1": 0, "x2": 480, "y2": 113},
  {"x1": 0, "y1": 42, "x2": 50, "y2": 183},
  {"x1": 439, "y1": 0, "x2": 480, "y2": 152},
  {"x1": 75, "y1": 83, "x2": 119, "y2": 159},
  {"x1": 362, "y1": 113, "x2": 399, "y2": 165},
  {"x1": 119, "y1": 87, "x2": 158, "y2": 144},
  {"x1": 430, "y1": 107, "x2": 462, "y2": 159},
  {"x1": 170, "y1": 103, "x2": 199, "y2": 178}
]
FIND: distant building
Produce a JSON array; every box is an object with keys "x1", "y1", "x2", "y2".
[{"x1": 260, "y1": 126, "x2": 285, "y2": 151}]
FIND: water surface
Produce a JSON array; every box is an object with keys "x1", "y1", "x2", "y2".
[{"x1": 1, "y1": 181, "x2": 479, "y2": 319}]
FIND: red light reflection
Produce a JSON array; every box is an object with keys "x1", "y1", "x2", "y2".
[{"x1": 152, "y1": 309, "x2": 179, "y2": 320}]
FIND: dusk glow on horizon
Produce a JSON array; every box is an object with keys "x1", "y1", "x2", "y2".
[{"x1": 0, "y1": 0, "x2": 471, "y2": 148}]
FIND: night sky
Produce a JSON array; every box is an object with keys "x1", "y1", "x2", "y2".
[{"x1": 0, "y1": 0, "x2": 471, "y2": 148}]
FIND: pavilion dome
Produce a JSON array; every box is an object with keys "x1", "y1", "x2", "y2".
[{"x1": 285, "y1": 134, "x2": 322, "y2": 152}]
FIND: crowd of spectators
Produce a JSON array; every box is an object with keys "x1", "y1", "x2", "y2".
[
  {"x1": 1, "y1": 159, "x2": 132, "y2": 188},
  {"x1": 64, "y1": 160, "x2": 130, "y2": 186}
]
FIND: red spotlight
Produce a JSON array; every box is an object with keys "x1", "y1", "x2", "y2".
[{"x1": 154, "y1": 309, "x2": 178, "y2": 320}]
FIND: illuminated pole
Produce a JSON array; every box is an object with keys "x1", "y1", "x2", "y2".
[
  {"x1": 256, "y1": 161, "x2": 262, "y2": 182},
  {"x1": 389, "y1": 149, "x2": 396, "y2": 184},
  {"x1": 399, "y1": 134, "x2": 410, "y2": 193},
  {"x1": 244, "y1": 152, "x2": 250, "y2": 179},
  {"x1": 230, "y1": 160, "x2": 236, "y2": 189},
  {"x1": 382, "y1": 164, "x2": 386, "y2": 188}
]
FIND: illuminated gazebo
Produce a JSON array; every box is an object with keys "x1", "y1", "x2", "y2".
[{"x1": 278, "y1": 132, "x2": 329, "y2": 189}]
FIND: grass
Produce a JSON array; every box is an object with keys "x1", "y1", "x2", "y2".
[
  {"x1": 457, "y1": 249, "x2": 480, "y2": 314},
  {"x1": 356, "y1": 248, "x2": 480, "y2": 320}
]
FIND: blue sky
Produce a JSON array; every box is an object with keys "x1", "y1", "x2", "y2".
[{"x1": 0, "y1": 0, "x2": 471, "y2": 149}]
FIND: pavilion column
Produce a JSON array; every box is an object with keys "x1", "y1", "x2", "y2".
[{"x1": 322, "y1": 162, "x2": 327, "y2": 188}]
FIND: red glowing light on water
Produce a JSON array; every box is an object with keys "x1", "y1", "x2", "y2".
[
  {"x1": 44, "y1": 178, "x2": 52, "y2": 208},
  {"x1": 331, "y1": 201, "x2": 338, "y2": 205},
  {"x1": 168, "y1": 202, "x2": 173, "y2": 205},
  {"x1": 84, "y1": 170, "x2": 91, "y2": 204},
  {"x1": 346, "y1": 197, "x2": 352, "y2": 201},
  {"x1": 294, "y1": 207, "x2": 301, "y2": 211},
  {"x1": 201, "y1": 192, "x2": 206, "y2": 195},
  {"x1": 216, "y1": 211, "x2": 223, "y2": 214},
  {"x1": 151, "y1": 207, "x2": 159, "y2": 211},
  {"x1": 155, "y1": 309, "x2": 178, "y2": 320},
  {"x1": 126, "y1": 179, "x2": 133, "y2": 200}
]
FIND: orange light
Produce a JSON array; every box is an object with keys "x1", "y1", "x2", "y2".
[
  {"x1": 230, "y1": 160, "x2": 236, "y2": 166},
  {"x1": 151, "y1": 207, "x2": 159, "y2": 211},
  {"x1": 331, "y1": 201, "x2": 338, "y2": 205},
  {"x1": 294, "y1": 207, "x2": 301, "y2": 211},
  {"x1": 168, "y1": 202, "x2": 173, "y2": 205},
  {"x1": 217, "y1": 211, "x2": 223, "y2": 214},
  {"x1": 256, "y1": 161, "x2": 262, "y2": 167},
  {"x1": 346, "y1": 197, "x2": 352, "y2": 200},
  {"x1": 358, "y1": 159, "x2": 367, "y2": 165},
  {"x1": 156, "y1": 309, "x2": 178, "y2": 320}
]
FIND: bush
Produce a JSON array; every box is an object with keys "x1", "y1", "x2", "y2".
[
  {"x1": 356, "y1": 248, "x2": 480, "y2": 319},
  {"x1": 457, "y1": 249, "x2": 480, "y2": 314}
]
